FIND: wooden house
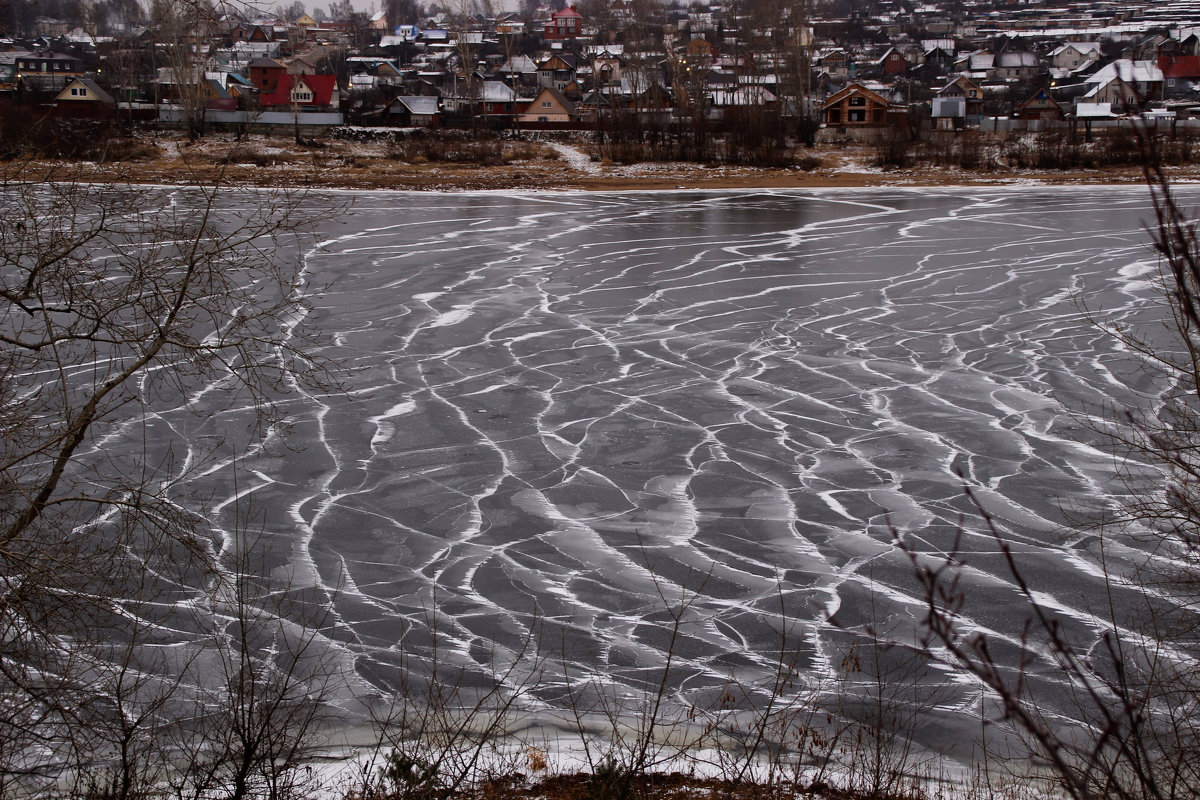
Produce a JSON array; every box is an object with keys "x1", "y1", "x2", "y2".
[
  {"x1": 819, "y1": 82, "x2": 898, "y2": 127},
  {"x1": 875, "y1": 46, "x2": 908, "y2": 76},
  {"x1": 935, "y1": 75, "x2": 984, "y2": 124},
  {"x1": 537, "y1": 53, "x2": 576, "y2": 91},
  {"x1": 1017, "y1": 87, "x2": 1063, "y2": 120}
]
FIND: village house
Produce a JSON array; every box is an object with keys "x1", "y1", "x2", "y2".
[
  {"x1": 50, "y1": 76, "x2": 114, "y2": 117},
  {"x1": 1049, "y1": 42, "x2": 1100, "y2": 70},
  {"x1": 537, "y1": 54, "x2": 577, "y2": 92},
  {"x1": 1017, "y1": 87, "x2": 1063, "y2": 121},
  {"x1": 248, "y1": 56, "x2": 288, "y2": 92},
  {"x1": 543, "y1": 6, "x2": 583, "y2": 41},
  {"x1": 518, "y1": 85, "x2": 575, "y2": 123},
  {"x1": 230, "y1": 24, "x2": 275, "y2": 44},
  {"x1": 708, "y1": 85, "x2": 777, "y2": 123},
  {"x1": 383, "y1": 95, "x2": 439, "y2": 126},
  {"x1": 991, "y1": 51, "x2": 1041, "y2": 82},
  {"x1": 258, "y1": 73, "x2": 339, "y2": 110},
  {"x1": 820, "y1": 82, "x2": 902, "y2": 128},
  {"x1": 932, "y1": 75, "x2": 984, "y2": 129},
  {"x1": 1159, "y1": 54, "x2": 1200, "y2": 99},
  {"x1": 875, "y1": 46, "x2": 908, "y2": 76},
  {"x1": 1082, "y1": 59, "x2": 1164, "y2": 109},
  {"x1": 14, "y1": 50, "x2": 84, "y2": 93}
]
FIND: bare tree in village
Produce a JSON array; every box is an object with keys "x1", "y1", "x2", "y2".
[{"x1": 149, "y1": 0, "x2": 221, "y2": 140}]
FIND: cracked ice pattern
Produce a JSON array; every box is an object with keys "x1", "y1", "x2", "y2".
[{"x1": 147, "y1": 187, "x2": 1187, "y2": 729}]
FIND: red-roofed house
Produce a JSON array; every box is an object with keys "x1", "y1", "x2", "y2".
[
  {"x1": 1160, "y1": 54, "x2": 1200, "y2": 79},
  {"x1": 1160, "y1": 55, "x2": 1200, "y2": 98},
  {"x1": 259, "y1": 74, "x2": 339, "y2": 110},
  {"x1": 543, "y1": 6, "x2": 582, "y2": 40}
]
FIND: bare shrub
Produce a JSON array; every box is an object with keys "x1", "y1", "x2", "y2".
[
  {"x1": 218, "y1": 146, "x2": 284, "y2": 166},
  {"x1": 166, "y1": 529, "x2": 342, "y2": 800},
  {"x1": 387, "y1": 132, "x2": 510, "y2": 166},
  {"x1": 558, "y1": 562, "x2": 712, "y2": 800},
  {"x1": 872, "y1": 130, "x2": 913, "y2": 170},
  {"x1": 0, "y1": 168, "x2": 341, "y2": 791},
  {"x1": 358, "y1": 594, "x2": 543, "y2": 800},
  {"x1": 896, "y1": 148, "x2": 1200, "y2": 798}
]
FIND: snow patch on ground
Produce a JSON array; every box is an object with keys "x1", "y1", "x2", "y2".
[
  {"x1": 546, "y1": 142, "x2": 602, "y2": 175},
  {"x1": 828, "y1": 155, "x2": 885, "y2": 175}
]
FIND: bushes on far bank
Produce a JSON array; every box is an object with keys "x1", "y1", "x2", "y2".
[
  {"x1": 591, "y1": 111, "x2": 821, "y2": 169},
  {"x1": 0, "y1": 109, "x2": 161, "y2": 163},
  {"x1": 386, "y1": 131, "x2": 556, "y2": 166},
  {"x1": 873, "y1": 127, "x2": 1200, "y2": 171}
]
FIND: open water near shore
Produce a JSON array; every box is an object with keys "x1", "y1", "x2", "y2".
[{"x1": 119, "y1": 186, "x2": 1194, "y2": 758}]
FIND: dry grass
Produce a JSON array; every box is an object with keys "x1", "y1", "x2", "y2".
[{"x1": 5, "y1": 130, "x2": 1197, "y2": 192}]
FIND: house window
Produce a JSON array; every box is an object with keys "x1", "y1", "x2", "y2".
[
  {"x1": 294, "y1": 90, "x2": 313, "y2": 102},
  {"x1": 849, "y1": 95, "x2": 865, "y2": 106},
  {"x1": 849, "y1": 110, "x2": 864, "y2": 121},
  {"x1": 541, "y1": 100, "x2": 551, "y2": 107},
  {"x1": 70, "y1": 86, "x2": 85, "y2": 96}
]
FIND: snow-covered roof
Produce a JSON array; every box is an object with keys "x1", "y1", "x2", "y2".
[
  {"x1": 481, "y1": 80, "x2": 514, "y2": 102},
  {"x1": 1076, "y1": 101, "x2": 1117, "y2": 117},
  {"x1": 969, "y1": 52, "x2": 995, "y2": 70},
  {"x1": 922, "y1": 38, "x2": 956, "y2": 52},
  {"x1": 395, "y1": 95, "x2": 438, "y2": 115},
  {"x1": 1049, "y1": 41, "x2": 1100, "y2": 57},
  {"x1": 997, "y1": 51, "x2": 1039, "y2": 68},
  {"x1": 1086, "y1": 59, "x2": 1163, "y2": 85},
  {"x1": 498, "y1": 55, "x2": 538, "y2": 74}
]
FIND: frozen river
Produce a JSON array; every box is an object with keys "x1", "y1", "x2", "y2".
[{"x1": 151, "y1": 186, "x2": 1183, "y2": 750}]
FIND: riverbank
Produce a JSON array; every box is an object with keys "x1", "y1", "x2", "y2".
[{"x1": 6, "y1": 131, "x2": 1193, "y2": 191}]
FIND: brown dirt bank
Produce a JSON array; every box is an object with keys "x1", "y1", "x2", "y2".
[{"x1": 6, "y1": 133, "x2": 1195, "y2": 191}]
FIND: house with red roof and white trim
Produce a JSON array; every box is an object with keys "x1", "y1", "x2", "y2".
[{"x1": 259, "y1": 73, "x2": 339, "y2": 110}]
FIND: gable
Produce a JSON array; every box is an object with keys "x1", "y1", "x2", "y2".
[
  {"x1": 1021, "y1": 88, "x2": 1055, "y2": 108},
  {"x1": 937, "y1": 76, "x2": 980, "y2": 98},
  {"x1": 261, "y1": 73, "x2": 337, "y2": 106},
  {"x1": 54, "y1": 77, "x2": 113, "y2": 103},
  {"x1": 530, "y1": 86, "x2": 573, "y2": 114},
  {"x1": 540, "y1": 55, "x2": 572, "y2": 71},
  {"x1": 822, "y1": 82, "x2": 889, "y2": 108}
]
